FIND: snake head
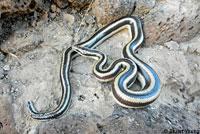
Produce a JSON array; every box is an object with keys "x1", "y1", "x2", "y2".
[
  {"x1": 72, "y1": 46, "x2": 89, "y2": 56},
  {"x1": 72, "y1": 45, "x2": 103, "y2": 60}
]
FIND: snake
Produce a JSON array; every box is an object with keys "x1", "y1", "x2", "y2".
[
  {"x1": 72, "y1": 28, "x2": 160, "y2": 108},
  {"x1": 28, "y1": 16, "x2": 160, "y2": 120}
]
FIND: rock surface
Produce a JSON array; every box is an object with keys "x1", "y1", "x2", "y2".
[
  {"x1": 1, "y1": 30, "x2": 44, "y2": 54},
  {"x1": 143, "y1": 0, "x2": 200, "y2": 46},
  {"x1": 0, "y1": 0, "x2": 200, "y2": 134},
  {"x1": 91, "y1": 0, "x2": 200, "y2": 45},
  {"x1": 0, "y1": 0, "x2": 47, "y2": 17},
  {"x1": 36, "y1": 104, "x2": 199, "y2": 134},
  {"x1": 0, "y1": 94, "x2": 18, "y2": 134},
  {"x1": 53, "y1": 0, "x2": 69, "y2": 9},
  {"x1": 1, "y1": 0, "x2": 199, "y2": 46},
  {"x1": 67, "y1": 0, "x2": 92, "y2": 7},
  {"x1": 91, "y1": 0, "x2": 135, "y2": 24}
]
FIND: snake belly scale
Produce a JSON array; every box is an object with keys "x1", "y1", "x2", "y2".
[{"x1": 28, "y1": 16, "x2": 161, "y2": 120}]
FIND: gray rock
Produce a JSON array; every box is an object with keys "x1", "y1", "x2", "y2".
[
  {"x1": 0, "y1": 94, "x2": 18, "y2": 134},
  {"x1": 195, "y1": 64, "x2": 200, "y2": 72},
  {"x1": 50, "y1": 4, "x2": 57, "y2": 12},
  {"x1": 85, "y1": 15, "x2": 96, "y2": 25},
  {"x1": 143, "y1": 0, "x2": 200, "y2": 46},
  {"x1": 0, "y1": 0, "x2": 47, "y2": 17},
  {"x1": 0, "y1": 31, "x2": 44, "y2": 54},
  {"x1": 180, "y1": 34, "x2": 200, "y2": 54},
  {"x1": 164, "y1": 41, "x2": 180, "y2": 50},
  {"x1": 50, "y1": 13, "x2": 57, "y2": 19},
  {"x1": 187, "y1": 96, "x2": 200, "y2": 115},
  {"x1": 53, "y1": 0, "x2": 69, "y2": 9},
  {"x1": 3, "y1": 65, "x2": 10, "y2": 71},
  {"x1": 67, "y1": 0, "x2": 91, "y2": 7},
  {"x1": 36, "y1": 104, "x2": 198, "y2": 134},
  {"x1": 91, "y1": 0, "x2": 135, "y2": 24},
  {"x1": 134, "y1": 0, "x2": 156, "y2": 15},
  {"x1": 63, "y1": 13, "x2": 75, "y2": 24}
]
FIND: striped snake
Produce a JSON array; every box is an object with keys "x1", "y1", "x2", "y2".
[{"x1": 28, "y1": 16, "x2": 160, "y2": 120}]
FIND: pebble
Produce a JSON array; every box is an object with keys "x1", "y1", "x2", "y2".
[
  {"x1": 56, "y1": 8, "x2": 61, "y2": 14},
  {"x1": 3, "y1": 65, "x2": 10, "y2": 71},
  {"x1": 15, "y1": 88, "x2": 19, "y2": 92},
  {"x1": 10, "y1": 87, "x2": 15, "y2": 93},
  {"x1": 42, "y1": 10, "x2": 48, "y2": 19},
  {"x1": 188, "y1": 46, "x2": 200, "y2": 55},
  {"x1": 164, "y1": 41, "x2": 180, "y2": 50},
  {"x1": 63, "y1": 13, "x2": 75, "y2": 24},
  {"x1": 59, "y1": 22, "x2": 64, "y2": 27},
  {"x1": 159, "y1": 45, "x2": 164, "y2": 50},
  {"x1": 78, "y1": 95, "x2": 86, "y2": 101},
  {"x1": 195, "y1": 64, "x2": 200, "y2": 72},
  {"x1": 51, "y1": 4, "x2": 57, "y2": 12},
  {"x1": 53, "y1": 0, "x2": 69, "y2": 9},
  {"x1": 187, "y1": 46, "x2": 198, "y2": 54},
  {"x1": 50, "y1": 13, "x2": 57, "y2": 19},
  {"x1": 85, "y1": 15, "x2": 96, "y2": 24},
  {"x1": 173, "y1": 98, "x2": 179, "y2": 103}
]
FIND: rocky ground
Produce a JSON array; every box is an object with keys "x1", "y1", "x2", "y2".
[{"x1": 0, "y1": 0, "x2": 200, "y2": 134}]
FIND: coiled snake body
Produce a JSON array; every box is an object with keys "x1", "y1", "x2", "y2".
[{"x1": 28, "y1": 16, "x2": 160, "y2": 120}]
